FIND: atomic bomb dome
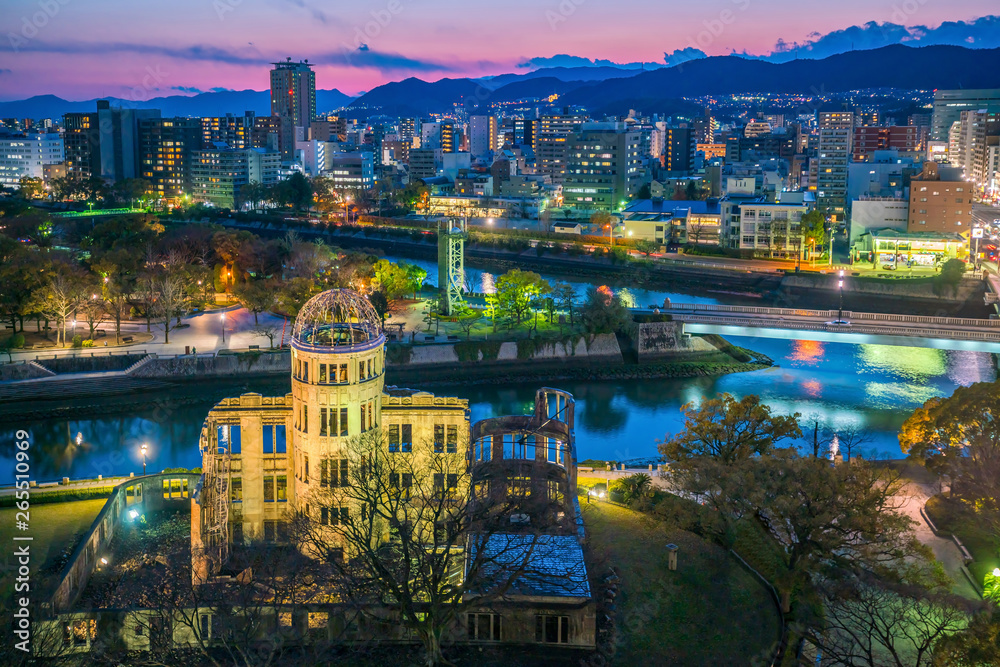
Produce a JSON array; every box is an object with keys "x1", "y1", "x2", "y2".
[{"x1": 291, "y1": 289, "x2": 384, "y2": 350}]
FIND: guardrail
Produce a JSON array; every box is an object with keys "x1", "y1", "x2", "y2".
[{"x1": 665, "y1": 303, "x2": 1000, "y2": 328}]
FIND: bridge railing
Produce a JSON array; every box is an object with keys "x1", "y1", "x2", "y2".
[
  {"x1": 678, "y1": 315, "x2": 1000, "y2": 342},
  {"x1": 665, "y1": 303, "x2": 1000, "y2": 328}
]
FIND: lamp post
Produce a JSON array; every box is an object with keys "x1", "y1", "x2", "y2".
[
  {"x1": 837, "y1": 269, "x2": 845, "y2": 322},
  {"x1": 141, "y1": 444, "x2": 148, "y2": 476},
  {"x1": 344, "y1": 196, "x2": 351, "y2": 224},
  {"x1": 221, "y1": 312, "x2": 226, "y2": 344}
]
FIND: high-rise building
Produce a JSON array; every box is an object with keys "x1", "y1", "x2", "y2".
[
  {"x1": 535, "y1": 109, "x2": 587, "y2": 184},
  {"x1": 63, "y1": 101, "x2": 160, "y2": 182},
  {"x1": 63, "y1": 112, "x2": 99, "y2": 180},
  {"x1": 0, "y1": 131, "x2": 63, "y2": 188},
  {"x1": 815, "y1": 112, "x2": 854, "y2": 217},
  {"x1": 139, "y1": 117, "x2": 201, "y2": 203},
  {"x1": 662, "y1": 127, "x2": 695, "y2": 173},
  {"x1": 932, "y1": 89, "x2": 1000, "y2": 141},
  {"x1": 270, "y1": 58, "x2": 316, "y2": 129},
  {"x1": 513, "y1": 118, "x2": 537, "y2": 148},
  {"x1": 468, "y1": 115, "x2": 497, "y2": 160},
  {"x1": 562, "y1": 123, "x2": 642, "y2": 212},
  {"x1": 398, "y1": 118, "x2": 416, "y2": 142}
]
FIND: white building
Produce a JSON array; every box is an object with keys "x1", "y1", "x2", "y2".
[
  {"x1": 294, "y1": 139, "x2": 326, "y2": 178},
  {"x1": 849, "y1": 197, "x2": 909, "y2": 243},
  {"x1": 190, "y1": 146, "x2": 280, "y2": 209},
  {"x1": 737, "y1": 201, "x2": 810, "y2": 258},
  {"x1": 325, "y1": 151, "x2": 374, "y2": 190},
  {"x1": 0, "y1": 132, "x2": 64, "y2": 187},
  {"x1": 468, "y1": 115, "x2": 497, "y2": 160}
]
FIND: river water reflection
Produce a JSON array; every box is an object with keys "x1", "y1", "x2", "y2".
[{"x1": 2, "y1": 336, "x2": 993, "y2": 484}]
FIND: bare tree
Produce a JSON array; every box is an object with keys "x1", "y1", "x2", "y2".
[
  {"x1": 157, "y1": 272, "x2": 189, "y2": 344},
  {"x1": 250, "y1": 323, "x2": 279, "y2": 349},
  {"x1": 35, "y1": 273, "x2": 83, "y2": 346},
  {"x1": 293, "y1": 428, "x2": 583, "y2": 666},
  {"x1": 826, "y1": 423, "x2": 876, "y2": 461}
]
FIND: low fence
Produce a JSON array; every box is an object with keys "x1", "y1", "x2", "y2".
[
  {"x1": 677, "y1": 315, "x2": 1000, "y2": 342},
  {"x1": 49, "y1": 472, "x2": 201, "y2": 613}
]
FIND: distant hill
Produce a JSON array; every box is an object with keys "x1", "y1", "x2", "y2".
[
  {"x1": 481, "y1": 66, "x2": 648, "y2": 89},
  {"x1": 0, "y1": 88, "x2": 354, "y2": 119},
  {"x1": 346, "y1": 77, "x2": 483, "y2": 118},
  {"x1": 562, "y1": 45, "x2": 1000, "y2": 114}
]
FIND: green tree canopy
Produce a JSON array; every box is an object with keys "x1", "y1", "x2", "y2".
[{"x1": 494, "y1": 269, "x2": 551, "y2": 324}]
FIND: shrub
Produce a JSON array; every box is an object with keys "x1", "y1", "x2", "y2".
[
  {"x1": 71, "y1": 334, "x2": 83, "y2": 348},
  {"x1": 82, "y1": 339, "x2": 95, "y2": 347},
  {"x1": 11, "y1": 333, "x2": 25, "y2": 348}
]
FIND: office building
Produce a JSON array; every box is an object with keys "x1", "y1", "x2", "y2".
[
  {"x1": 63, "y1": 112, "x2": 99, "y2": 180},
  {"x1": 815, "y1": 112, "x2": 853, "y2": 217},
  {"x1": 190, "y1": 146, "x2": 280, "y2": 209},
  {"x1": 201, "y1": 113, "x2": 255, "y2": 150},
  {"x1": 325, "y1": 151, "x2": 374, "y2": 190},
  {"x1": 270, "y1": 59, "x2": 316, "y2": 130},
  {"x1": 408, "y1": 148, "x2": 438, "y2": 180},
  {"x1": 513, "y1": 118, "x2": 536, "y2": 148},
  {"x1": 852, "y1": 126, "x2": 922, "y2": 161},
  {"x1": 736, "y1": 200, "x2": 811, "y2": 258},
  {"x1": 63, "y1": 100, "x2": 160, "y2": 182},
  {"x1": 662, "y1": 127, "x2": 695, "y2": 173},
  {"x1": 931, "y1": 89, "x2": 1000, "y2": 141},
  {"x1": 562, "y1": 123, "x2": 642, "y2": 212},
  {"x1": 0, "y1": 131, "x2": 64, "y2": 187}
]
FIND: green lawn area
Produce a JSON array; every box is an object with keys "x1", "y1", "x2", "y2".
[
  {"x1": 0, "y1": 499, "x2": 107, "y2": 601},
  {"x1": 582, "y1": 501, "x2": 781, "y2": 666}
]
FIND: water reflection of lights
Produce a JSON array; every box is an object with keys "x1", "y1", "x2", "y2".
[
  {"x1": 801, "y1": 380, "x2": 822, "y2": 397},
  {"x1": 479, "y1": 272, "x2": 496, "y2": 295},
  {"x1": 789, "y1": 340, "x2": 825, "y2": 364},
  {"x1": 858, "y1": 345, "x2": 945, "y2": 380},
  {"x1": 864, "y1": 382, "x2": 942, "y2": 408},
  {"x1": 75, "y1": 432, "x2": 83, "y2": 445}
]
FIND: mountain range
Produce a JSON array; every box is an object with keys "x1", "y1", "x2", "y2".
[
  {"x1": 4, "y1": 45, "x2": 1000, "y2": 121},
  {"x1": 0, "y1": 88, "x2": 354, "y2": 121}
]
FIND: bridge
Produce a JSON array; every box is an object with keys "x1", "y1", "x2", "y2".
[{"x1": 659, "y1": 302, "x2": 1000, "y2": 352}]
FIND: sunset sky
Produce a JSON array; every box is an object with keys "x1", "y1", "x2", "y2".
[{"x1": 1, "y1": 0, "x2": 996, "y2": 101}]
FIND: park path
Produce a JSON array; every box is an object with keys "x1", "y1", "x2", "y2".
[{"x1": 897, "y1": 479, "x2": 979, "y2": 599}]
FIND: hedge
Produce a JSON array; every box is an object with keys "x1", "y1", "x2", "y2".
[{"x1": 0, "y1": 485, "x2": 116, "y2": 507}]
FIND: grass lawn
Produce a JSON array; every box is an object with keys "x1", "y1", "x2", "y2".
[
  {"x1": 0, "y1": 498, "x2": 106, "y2": 602},
  {"x1": 582, "y1": 501, "x2": 781, "y2": 666}
]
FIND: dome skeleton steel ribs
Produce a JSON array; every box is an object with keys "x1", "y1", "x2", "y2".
[{"x1": 291, "y1": 289, "x2": 384, "y2": 349}]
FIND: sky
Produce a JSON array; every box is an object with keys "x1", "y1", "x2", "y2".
[{"x1": 0, "y1": 0, "x2": 998, "y2": 101}]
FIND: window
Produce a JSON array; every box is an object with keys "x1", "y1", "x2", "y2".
[
  {"x1": 536, "y1": 615, "x2": 569, "y2": 644},
  {"x1": 276, "y1": 475, "x2": 287, "y2": 502},
  {"x1": 162, "y1": 478, "x2": 188, "y2": 499},
  {"x1": 217, "y1": 424, "x2": 241, "y2": 454},
  {"x1": 263, "y1": 424, "x2": 287, "y2": 453},
  {"x1": 303, "y1": 362, "x2": 309, "y2": 382},
  {"x1": 389, "y1": 424, "x2": 400, "y2": 452},
  {"x1": 546, "y1": 439, "x2": 565, "y2": 465},
  {"x1": 324, "y1": 459, "x2": 349, "y2": 487},
  {"x1": 319, "y1": 363, "x2": 327, "y2": 383},
  {"x1": 338, "y1": 364, "x2": 348, "y2": 383},
  {"x1": 468, "y1": 613, "x2": 502, "y2": 641},
  {"x1": 340, "y1": 408, "x2": 348, "y2": 437},
  {"x1": 327, "y1": 507, "x2": 349, "y2": 525},
  {"x1": 230, "y1": 477, "x2": 242, "y2": 502},
  {"x1": 264, "y1": 477, "x2": 275, "y2": 502},
  {"x1": 264, "y1": 520, "x2": 277, "y2": 542},
  {"x1": 401, "y1": 424, "x2": 412, "y2": 452},
  {"x1": 475, "y1": 435, "x2": 492, "y2": 461},
  {"x1": 320, "y1": 408, "x2": 329, "y2": 437},
  {"x1": 434, "y1": 424, "x2": 445, "y2": 453},
  {"x1": 446, "y1": 425, "x2": 458, "y2": 454}
]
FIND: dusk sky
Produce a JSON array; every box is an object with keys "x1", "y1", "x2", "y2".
[{"x1": 1, "y1": 0, "x2": 997, "y2": 101}]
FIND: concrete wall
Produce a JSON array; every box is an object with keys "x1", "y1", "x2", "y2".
[
  {"x1": 0, "y1": 361, "x2": 52, "y2": 382},
  {"x1": 130, "y1": 351, "x2": 291, "y2": 378},
  {"x1": 630, "y1": 321, "x2": 714, "y2": 359},
  {"x1": 781, "y1": 273, "x2": 984, "y2": 301},
  {"x1": 391, "y1": 333, "x2": 623, "y2": 368},
  {"x1": 50, "y1": 473, "x2": 201, "y2": 612}
]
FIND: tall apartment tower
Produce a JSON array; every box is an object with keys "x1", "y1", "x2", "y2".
[
  {"x1": 468, "y1": 115, "x2": 497, "y2": 160},
  {"x1": 563, "y1": 123, "x2": 642, "y2": 212},
  {"x1": 270, "y1": 59, "x2": 316, "y2": 160},
  {"x1": 816, "y1": 111, "x2": 854, "y2": 218},
  {"x1": 535, "y1": 108, "x2": 587, "y2": 184}
]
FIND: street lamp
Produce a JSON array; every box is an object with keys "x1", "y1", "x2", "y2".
[
  {"x1": 141, "y1": 443, "x2": 148, "y2": 476},
  {"x1": 221, "y1": 312, "x2": 226, "y2": 344},
  {"x1": 344, "y1": 196, "x2": 351, "y2": 224},
  {"x1": 837, "y1": 269, "x2": 845, "y2": 322}
]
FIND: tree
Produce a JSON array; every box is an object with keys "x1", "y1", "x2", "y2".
[
  {"x1": 293, "y1": 429, "x2": 584, "y2": 666},
  {"x1": 494, "y1": 269, "x2": 550, "y2": 325},
  {"x1": 372, "y1": 259, "x2": 410, "y2": 301},
  {"x1": 938, "y1": 258, "x2": 967, "y2": 294},
  {"x1": 801, "y1": 209, "x2": 827, "y2": 260},
  {"x1": 579, "y1": 285, "x2": 631, "y2": 334},
  {"x1": 368, "y1": 290, "x2": 389, "y2": 322},
  {"x1": 18, "y1": 176, "x2": 44, "y2": 199},
  {"x1": 590, "y1": 211, "x2": 614, "y2": 241},
  {"x1": 455, "y1": 306, "x2": 483, "y2": 338},
  {"x1": 899, "y1": 381, "x2": 1000, "y2": 533},
  {"x1": 826, "y1": 423, "x2": 875, "y2": 461},
  {"x1": 634, "y1": 239, "x2": 658, "y2": 256},
  {"x1": 658, "y1": 393, "x2": 802, "y2": 465},
  {"x1": 402, "y1": 262, "x2": 428, "y2": 299},
  {"x1": 35, "y1": 271, "x2": 85, "y2": 347},
  {"x1": 156, "y1": 271, "x2": 189, "y2": 344},
  {"x1": 933, "y1": 607, "x2": 1000, "y2": 666},
  {"x1": 250, "y1": 323, "x2": 280, "y2": 349},
  {"x1": 612, "y1": 473, "x2": 652, "y2": 504},
  {"x1": 274, "y1": 172, "x2": 313, "y2": 211},
  {"x1": 552, "y1": 282, "x2": 576, "y2": 326},
  {"x1": 110, "y1": 177, "x2": 151, "y2": 208},
  {"x1": 232, "y1": 280, "x2": 276, "y2": 325}
]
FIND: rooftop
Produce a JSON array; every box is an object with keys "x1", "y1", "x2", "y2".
[{"x1": 470, "y1": 534, "x2": 591, "y2": 599}]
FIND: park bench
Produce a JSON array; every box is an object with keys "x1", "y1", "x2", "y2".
[
  {"x1": 121, "y1": 336, "x2": 133, "y2": 343},
  {"x1": 249, "y1": 345, "x2": 260, "y2": 350}
]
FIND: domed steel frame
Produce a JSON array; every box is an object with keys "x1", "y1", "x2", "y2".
[{"x1": 291, "y1": 289, "x2": 384, "y2": 352}]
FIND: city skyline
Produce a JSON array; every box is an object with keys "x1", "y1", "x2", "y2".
[{"x1": 1, "y1": 1, "x2": 998, "y2": 101}]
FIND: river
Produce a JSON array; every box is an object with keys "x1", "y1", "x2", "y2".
[{"x1": 1, "y1": 333, "x2": 993, "y2": 485}]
